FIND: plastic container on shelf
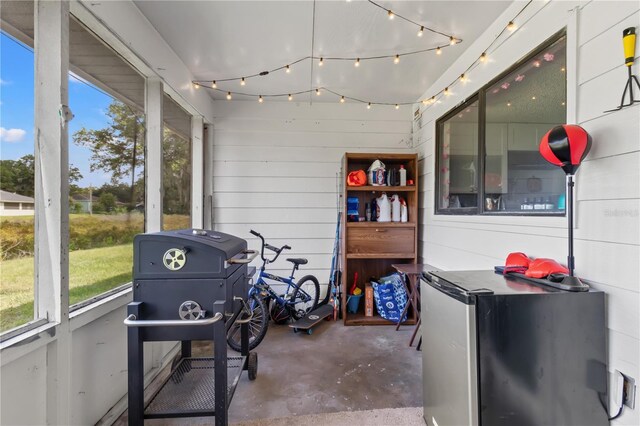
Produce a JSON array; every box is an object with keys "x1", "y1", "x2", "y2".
[
  {"x1": 390, "y1": 194, "x2": 401, "y2": 222},
  {"x1": 399, "y1": 165, "x2": 407, "y2": 186}
]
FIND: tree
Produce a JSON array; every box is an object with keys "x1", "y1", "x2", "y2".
[
  {"x1": 72, "y1": 101, "x2": 144, "y2": 209},
  {"x1": 0, "y1": 154, "x2": 82, "y2": 197},
  {"x1": 162, "y1": 129, "x2": 191, "y2": 215},
  {"x1": 98, "y1": 192, "x2": 117, "y2": 213}
]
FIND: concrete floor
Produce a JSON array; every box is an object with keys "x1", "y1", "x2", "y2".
[{"x1": 115, "y1": 320, "x2": 423, "y2": 424}]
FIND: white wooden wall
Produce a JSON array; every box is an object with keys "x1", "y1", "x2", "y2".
[
  {"x1": 414, "y1": 1, "x2": 639, "y2": 424},
  {"x1": 210, "y1": 101, "x2": 413, "y2": 296}
]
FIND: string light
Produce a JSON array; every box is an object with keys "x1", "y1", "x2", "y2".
[
  {"x1": 194, "y1": 82, "x2": 199, "y2": 89},
  {"x1": 450, "y1": 36, "x2": 457, "y2": 45},
  {"x1": 418, "y1": 26, "x2": 424, "y2": 37},
  {"x1": 388, "y1": 9, "x2": 394, "y2": 20},
  {"x1": 192, "y1": 0, "x2": 533, "y2": 111},
  {"x1": 240, "y1": 77, "x2": 246, "y2": 86},
  {"x1": 394, "y1": 54, "x2": 400, "y2": 64},
  {"x1": 533, "y1": 60, "x2": 540, "y2": 68},
  {"x1": 507, "y1": 21, "x2": 517, "y2": 31},
  {"x1": 319, "y1": 57, "x2": 324, "y2": 66},
  {"x1": 355, "y1": 58, "x2": 360, "y2": 67},
  {"x1": 286, "y1": 65, "x2": 291, "y2": 73}
]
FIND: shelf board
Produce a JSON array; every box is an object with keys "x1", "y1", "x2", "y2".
[
  {"x1": 346, "y1": 253, "x2": 416, "y2": 259},
  {"x1": 346, "y1": 222, "x2": 416, "y2": 228},
  {"x1": 346, "y1": 185, "x2": 416, "y2": 192},
  {"x1": 344, "y1": 312, "x2": 417, "y2": 326}
]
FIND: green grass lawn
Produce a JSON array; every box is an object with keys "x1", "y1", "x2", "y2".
[{"x1": 0, "y1": 244, "x2": 133, "y2": 332}]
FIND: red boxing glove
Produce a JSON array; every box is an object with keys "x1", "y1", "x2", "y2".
[
  {"x1": 504, "y1": 252, "x2": 530, "y2": 274},
  {"x1": 525, "y1": 258, "x2": 569, "y2": 278}
]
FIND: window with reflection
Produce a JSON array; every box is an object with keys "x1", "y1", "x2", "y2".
[
  {"x1": 436, "y1": 33, "x2": 566, "y2": 215},
  {"x1": 484, "y1": 36, "x2": 566, "y2": 213}
]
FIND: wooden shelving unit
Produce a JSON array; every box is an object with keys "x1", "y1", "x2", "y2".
[{"x1": 341, "y1": 152, "x2": 419, "y2": 326}]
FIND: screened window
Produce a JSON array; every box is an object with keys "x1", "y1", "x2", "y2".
[
  {"x1": 68, "y1": 17, "x2": 145, "y2": 307},
  {"x1": 0, "y1": 29, "x2": 37, "y2": 333},
  {"x1": 436, "y1": 33, "x2": 567, "y2": 215},
  {"x1": 162, "y1": 95, "x2": 192, "y2": 230}
]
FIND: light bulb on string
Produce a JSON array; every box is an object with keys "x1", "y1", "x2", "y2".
[
  {"x1": 422, "y1": 99, "x2": 428, "y2": 105},
  {"x1": 316, "y1": 88, "x2": 321, "y2": 96},
  {"x1": 319, "y1": 57, "x2": 324, "y2": 66},
  {"x1": 258, "y1": 95, "x2": 263, "y2": 103},
  {"x1": 507, "y1": 21, "x2": 517, "y2": 31},
  {"x1": 354, "y1": 58, "x2": 360, "y2": 67},
  {"x1": 340, "y1": 96, "x2": 345, "y2": 103},
  {"x1": 418, "y1": 26, "x2": 424, "y2": 37},
  {"x1": 240, "y1": 77, "x2": 246, "y2": 86},
  {"x1": 288, "y1": 94, "x2": 293, "y2": 101},
  {"x1": 436, "y1": 47, "x2": 442, "y2": 55},
  {"x1": 367, "y1": 103, "x2": 371, "y2": 109},
  {"x1": 226, "y1": 92, "x2": 232, "y2": 100},
  {"x1": 444, "y1": 87, "x2": 450, "y2": 96},
  {"x1": 194, "y1": 82, "x2": 200, "y2": 89},
  {"x1": 507, "y1": 101, "x2": 512, "y2": 107},
  {"x1": 431, "y1": 96, "x2": 436, "y2": 104},
  {"x1": 388, "y1": 10, "x2": 394, "y2": 20},
  {"x1": 460, "y1": 73, "x2": 467, "y2": 83},
  {"x1": 480, "y1": 52, "x2": 487, "y2": 63},
  {"x1": 212, "y1": 81, "x2": 217, "y2": 88},
  {"x1": 450, "y1": 36, "x2": 457, "y2": 45},
  {"x1": 395, "y1": 104, "x2": 400, "y2": 110},
  {"x1": 394, "y1": 54, "x2": 400, "y2": 64},
  {"x1": 286, "y1": 65, "x2": 291, "y2": 73}
]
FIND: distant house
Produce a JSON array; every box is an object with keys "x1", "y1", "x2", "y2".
[
  {"x1": 71, "y1": 193, "x2": 98, "y2": 213},
  {"x1": 0, "y1": 190, "x2": 35, "y2": 216}
]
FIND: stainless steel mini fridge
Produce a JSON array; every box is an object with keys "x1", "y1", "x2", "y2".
[{"x1": 421, "y1": 270, "x2": 608, "y2": 426}]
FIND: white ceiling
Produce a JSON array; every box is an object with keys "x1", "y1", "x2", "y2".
[{"x1": 134, "y1": 0, "x2": 513, "y2": 104}]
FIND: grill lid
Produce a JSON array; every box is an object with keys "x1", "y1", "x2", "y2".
[{"x1": 133, "y1": 229, "x2": 248, "y2": 279}]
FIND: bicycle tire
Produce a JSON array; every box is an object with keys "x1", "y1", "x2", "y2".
[
  {"x1": 290, "y1": 275, "x2": 320, "y2": 320},
  {"x1": 227, "y1": 293, "x2": 269, "y2": 352}
]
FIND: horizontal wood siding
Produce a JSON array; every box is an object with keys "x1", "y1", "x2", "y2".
[
  {"x1": 211, "y1": 101, "x2": 413, "y2": 295},
  {"x1": 414, "y1": 2, "x2": 640, "y2": 424}
]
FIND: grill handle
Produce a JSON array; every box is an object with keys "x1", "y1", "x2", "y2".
[
  {"x1": 123, "y1": 312, "x2": 223, "y2": 328},
  {"x1": 226, "y1": 249, "x2": 258, "y2": 264}
]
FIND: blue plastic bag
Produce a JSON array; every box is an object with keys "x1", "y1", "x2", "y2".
[{"x1": 371, "y1": 273, "x2": 408, "y2": 323}]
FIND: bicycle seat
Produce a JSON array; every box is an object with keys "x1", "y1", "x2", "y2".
[{"x1": 286, "y1": 258, "x2": 308, "y2": 266}]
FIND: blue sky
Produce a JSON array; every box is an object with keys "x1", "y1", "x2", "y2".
[{"x1": 1, "y1": 32, "x2": 120, "y2": 187}]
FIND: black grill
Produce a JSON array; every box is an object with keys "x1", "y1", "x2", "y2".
[{"x1": 125, "y1": 229, "x2": 257, "y2": 425}]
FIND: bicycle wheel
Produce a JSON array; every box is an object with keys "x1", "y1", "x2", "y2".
[
  {"x1": 290, "y1": 275, "x2": 320, "y2": 320},
  {"x1": 227, "y1": 293, "x2": 269, "y2": 352}
]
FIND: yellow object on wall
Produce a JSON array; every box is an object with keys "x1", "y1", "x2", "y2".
[{"x1": 623, "y1": 27, "x2": 636, "y2": 67}]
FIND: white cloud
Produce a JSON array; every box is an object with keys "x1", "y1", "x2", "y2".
[
  {"x1": 0, "y1": 127, "x2": 27, "y2": 143},
  {"x1": 0, "y1": 78, "x2": 9, "y2": 85}
]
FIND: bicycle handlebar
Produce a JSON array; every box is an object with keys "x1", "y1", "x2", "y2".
[{"x1": 250, "y1": 230, "x2": 291, "y2": 264}]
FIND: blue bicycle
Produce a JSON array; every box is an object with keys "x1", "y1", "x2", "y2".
[{"x1": 227, "y1": 230, "x2": 320, "y2": 351}]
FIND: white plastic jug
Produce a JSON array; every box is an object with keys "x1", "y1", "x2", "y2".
[
  {"x1": 376, "y1": 193, "x2": 391, "y2": 222},
  {"x1": 400, "y1": 197, "x2": 408, "y2": 222},
  {"x1": 390, "y1": 194, "x2": 401, "y2": 222}
]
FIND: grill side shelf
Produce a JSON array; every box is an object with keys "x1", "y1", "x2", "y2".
[{"x1": 144, "y1": 356, "x2": 246, "y2": 419}]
